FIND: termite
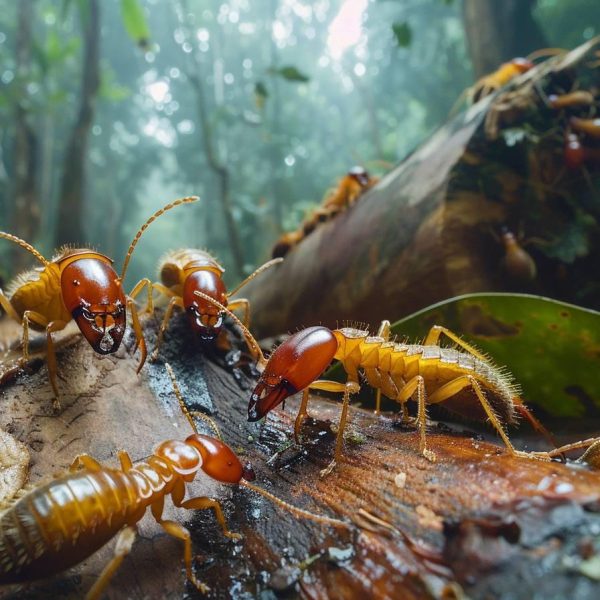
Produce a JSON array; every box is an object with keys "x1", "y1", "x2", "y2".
[
  {"x1": 0, "y1": 197, "x2": 197, "y2": 403},
  {"x1": 0, "y1": 364, "x2": 348, "y2": 599},
  {"x1": 194, "y1": 292, "x2": 568, "y2": 475},
  {"x1": 271, "y1": 166, "x2": 376, "y2": 259},
  {"x1": 548, "y1": 90, "x2": 594, "y2": 110},
  {"x1": 150, "y1": 250, "x2": 282, "y2": 361},
  {"x1": 564, "y1": 130, "x2": 586, "y2": 170},
  {"x1": 500, "y1": 227, "x2": 537, "y2": 281},
  {"x1": 470, "y1": 57, "x2": 534, "y2": 102},
  {"x1": 570, "y1": 116, "x2": 600, "y2": 139}
]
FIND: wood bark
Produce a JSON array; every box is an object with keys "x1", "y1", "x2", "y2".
[
  {"x1": 241, "y1": 40, "x2": 600, "y2": 339},
  {"x1": 0, "y1": 312, "x2": 599, "y2": 599},
  {"x1": 56, "y1": 0, "x2": 101, "y2": 245}
]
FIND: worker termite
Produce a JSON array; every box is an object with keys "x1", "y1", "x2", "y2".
[
  {"x1": 570, "y1": 116, "x2": 600, "y2": 139},
  {"x1": 548, "y1": 90, "x2": 595, "y2": 110},
  {"x1": 0, "y1": 364, "x2": 348, "y2": 599},
  {"x1": 150, "y1": 249, "x2": 282, "y2": 361},
  {"x1": 0, "y1": 197, "x2": 197, "y2": 403},
  {"x1": 193, "y1": 292, "x2": 583, "y2": 475},
  {"x1": 469, "y1": 57, "x2": 534, "y2": 103},
  {"x1": 271, "y1": 166, "x2": 377, "y2": 259}
]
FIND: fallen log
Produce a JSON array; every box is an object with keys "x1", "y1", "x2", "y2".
[
  {"x1": 243, "y1": 38, "x2": 600, "y2": 338},
  {"x1": 0, "y1": 313, "x2": 599, "y2": 599}
]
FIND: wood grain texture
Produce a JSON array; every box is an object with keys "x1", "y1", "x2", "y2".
[{"x1": 0, "y1": 312, "x2": 599, "y2": 599}]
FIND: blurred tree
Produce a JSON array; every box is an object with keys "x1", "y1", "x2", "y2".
[
  {"x1": 56, "y1": 0, "x2": 100, "y2": 246},
  {"x1": 12, "y1": 0, "x2": 39, "y2": 270},
  {"x1": 463, "y1": 0, "x2": 547, "y2": 78}
]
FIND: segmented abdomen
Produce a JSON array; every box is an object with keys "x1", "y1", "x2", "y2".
[{"x1": 0, "y1": 469, "x2": 141, "y2": 583}]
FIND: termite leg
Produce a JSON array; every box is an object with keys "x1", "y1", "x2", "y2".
[
  {"x1": 69, "y1": 453, "x2": 103, "y2": 472},
  {"x1": 45, "y1": 319, "x2": 69, "y2": 408},
  {"x1": 0, "y1": 290, "x2": 20, "y2": 323},
  {"x1": 21, "y1": 310, "x2": 49, "y2": 362},
  {"x1": 118, "y1": 450, "x2": 134, "y2": 471},
  {"x1": 396, "y1": 375, "x2": 435, "y2": 461},
  {"x1": 151, "y1": 296, "x2": 184, "y2": 362},
  {"x1": 293, "y1": 379, "x2": 357, "y2": 443},
  {"x1": 423, "y1": 325, "x2": 488, "y2": 362},
  {"x1": 128, "y1": 278, "x2": 154, "y2": 314},
  {"x1": 126, "y1": 297, "x2": 147, "y2": 373},
  {"x1": 178, "y1": 496, "x2": 242, "y2": 541},
  {"x1": 374, "y1": 320, "x2": 391, "y2": 414},
  {"x1": 428, "y1": 375, "x2": 546, "y2": 460},
  {"x1": 227, "y1": 298, "x2": 250, "y2": 327},
  {"x1": 86, "y1": 526, "x2": 137, "y2": 600},
  {"x1": 157, "y1": 519, "x2": 210, "y2": 594}
]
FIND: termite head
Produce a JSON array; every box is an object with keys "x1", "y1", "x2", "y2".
[
  {"x1": 61, "y1": 255, "x2": 126, "y2": 354},
  {"x1": 248, "y1": 326, "x2": 338, "y2": 422},
  {"x1": 347, "y1": 165, "x2": 370, "y2": 187},
  {"x1": 510, "y1": 57, "x2": 534, "y2": 73},
  {"x1": 185, "y1": 433, "x2": 245, "y2": 483},
  {"x1": 183, "y1": 270, "x2": 228, "y2": 340}
]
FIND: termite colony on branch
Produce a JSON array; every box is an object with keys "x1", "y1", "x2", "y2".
[{"x1": 1, "y1": 45, "x2": 600, "y2": 598}]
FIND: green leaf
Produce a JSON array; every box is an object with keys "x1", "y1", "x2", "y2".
[
  {"x1": 326, "y1": 293, "x2": 600, "y2": 419},
  {"x1": 120, "y1": 0, "x2": 151, "y2": 49},
  {"x1": 255, "y1": 81, "x2": 268, "y2": 99},
  {"x1": 392, "y1": 22, "x2": 412, "y2": 47},
  {"x1": 268, "y1": 65, "x2": 310, "y2": 83}
]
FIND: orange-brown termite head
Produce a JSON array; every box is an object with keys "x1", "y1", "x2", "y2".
[
  {"x1": 564, "y1": 131, "x2": 585, "y2": 170},
  {"x1": 510, "y1": 57, "x2": 534, "y2": 73},
  {"x1": 61, "y1": 254, "x2": 126, "y2": 354},
  {"x1": 185, "y1": 433, "x2": 250, "y2": 483},
  {"x1": 182, "y1": 270, "x2": 228, "y2": 340},
  {"x1": 248, "y1": 326, "x2": 338, "y2": 422}
]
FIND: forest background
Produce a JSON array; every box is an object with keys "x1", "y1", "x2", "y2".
[{"x1": 0, "y1": 0, "x2": 598, "y2": 291}]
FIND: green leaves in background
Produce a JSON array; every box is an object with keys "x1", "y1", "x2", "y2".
[
  {"x1": 326, "y1": 293, "x2": 600, "y2": 419},
  {"x1": 392, "y1": 22, "x2": 412, "y2": 47},
  {"x1": 268, "y1": 65, "x2": 310, "y2": 83},
  {"x1": 120, "y1": 0, "x2": 151, "y2": 50}
]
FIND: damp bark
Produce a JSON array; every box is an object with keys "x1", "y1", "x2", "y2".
[{"x1": 0, "y1": 313, "x2": 599, "y2": 599}]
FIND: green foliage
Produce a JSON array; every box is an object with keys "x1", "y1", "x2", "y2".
[
  {"x1": 392, "y1": 22, "x2": 412, "y2": 47},
  {"x1": 541, "y1": 213, "x2": 596, "y2": 263},
  {"x1": 99, "y1": 65, "x2": 131, "y2": 102},
  {"x1": 327, "y1": 293, "x2": 600, "y2": 418},
  {"x1": 268, "y1": 65, "x2": 310, "y2": 83},
  {"x1": 120, "y1": 0, "x2": 151, "y2": 49}
]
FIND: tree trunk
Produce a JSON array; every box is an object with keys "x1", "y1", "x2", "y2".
[
  {"x1": 56, "y1": 0, "x2": 101, "y2": 245},
  {"x1": 11, "y1": 0, "x2": 39, "y2": 271},
  {"x1": 463, "y1": 0, "x2": 547, "y2": 78}
]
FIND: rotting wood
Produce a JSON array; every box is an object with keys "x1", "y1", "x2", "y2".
[{"x1": 0, "y1": 313, "x2": 599, "y2": 599}]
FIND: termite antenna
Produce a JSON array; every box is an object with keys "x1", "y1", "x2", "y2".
[
  {"x1": 545, "y1": 436, "x2": 600, "y2": 458},
  {"x1": 120, "y1": 196, "x2": 200, "y2": 281},
  {"x1": 239, "y1": 480, "x2": 351, "y2": 530},
  {"x1": 0, "y1": 232, "x2": 50, "y2": 267},
  {"x1": 193, "y1": 290, "x2": 266, "y2": 368},
  {"x1": 227, "y1": 258, "x2": 283, "y2": 298},
  {"x1": 164, "y1": 362, "x2": 222, "y2": 440}
]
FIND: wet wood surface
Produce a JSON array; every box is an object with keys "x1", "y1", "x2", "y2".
[{"x1": 1, "y1": 313, "x2": 600, "y2": 599}]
